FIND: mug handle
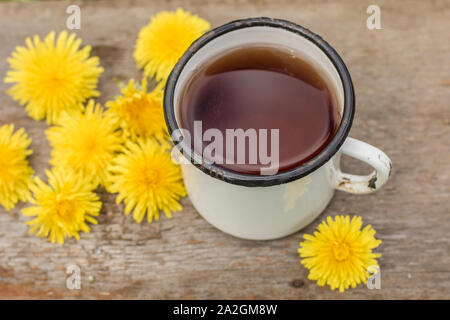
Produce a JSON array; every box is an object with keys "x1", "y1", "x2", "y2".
[{"x1": 333, "y1": 137, "x2": 392, "y2": 194}]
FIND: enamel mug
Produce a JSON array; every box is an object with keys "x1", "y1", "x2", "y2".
[{"x1": 164, "y1": 18, "x2": 392, "y2": 240}]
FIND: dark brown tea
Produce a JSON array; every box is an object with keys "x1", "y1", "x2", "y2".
[{"x1": 179, "y1": 46, "x2": 339, "y2": 175}]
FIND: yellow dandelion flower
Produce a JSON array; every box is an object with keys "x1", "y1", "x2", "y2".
[
  {"x1": 134, "y1": 8, "x2": 210, "y2": 81},
  {"x1": 46, "y1": 100, "x2": 123, "y2": 187},
  {"x1": 106, "y1": 78, "x2": 168, "y2": 144},
  {"x1": 0, "y1": 124, "x2": 34, "y2": 211},
  {"x1": 298, "y1": 215, "x2": 382, "y2": 292},
  {"x1": 107, "y1": 138, "x2": 186, "y2": 223},
  {"x1": 23, "y1": 168, "x2": 101, "y2": 244},
  {"x1": 5, "y1": 31, "x2": 103, "y2": 124}
]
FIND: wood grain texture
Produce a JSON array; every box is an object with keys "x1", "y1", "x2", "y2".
[{"x1": 0, "y1": 0, "x2": 449, "y2": 299}]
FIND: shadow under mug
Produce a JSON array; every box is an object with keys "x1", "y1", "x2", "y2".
[{"x1": 164, "y1": 17, "x2": 392, "y2": 240}]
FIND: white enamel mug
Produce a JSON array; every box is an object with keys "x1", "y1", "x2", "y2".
[{"x1": 164, "y1": 18, "x2": 392, "y2": 240}]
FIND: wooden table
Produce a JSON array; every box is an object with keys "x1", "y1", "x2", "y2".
[{"x1": 0, "y1": 0, "x2": 448, "y2": 299}]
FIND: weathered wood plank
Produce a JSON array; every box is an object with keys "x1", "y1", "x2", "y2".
[{"x1": 0, "y1": 0, "x2": 449, "y2": 299}]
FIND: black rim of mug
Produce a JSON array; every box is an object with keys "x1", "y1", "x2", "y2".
[{"x1": 163, "y1": 17, "x2": 355, "y2": 187}]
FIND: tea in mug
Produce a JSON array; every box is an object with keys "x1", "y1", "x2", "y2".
[{"x1": 179, "y1": 46, "x2": 339, "y2": 175}]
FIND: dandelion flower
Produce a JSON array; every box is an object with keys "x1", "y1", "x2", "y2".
[
  {"x1": 23, "y1": 168, "x2": 101, "y2": 244},
  {"x1": 106, "y1": 79, "x2": 167, "y2": 144},
  {"x1": 0, "y1": 124, "x2": 34, "y2": 210},
  {"x1": 5, "y1": 31, "x2": 103, "y2": 124},
  {"x1": 134, "y1": 8, "x2": 210, "y2": 81},
  {"x1": 107, "y1": 138, "x2": 186, "y2": 223},
  {"x1": 46, "y1": 100, "x2": 123, "y2": 187},
  {"x1": 298, "y1": 215, "x2": 382, "y2": 292}
]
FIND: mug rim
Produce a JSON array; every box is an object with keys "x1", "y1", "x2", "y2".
[{"x1": 163, "y1": 17, "x2": 355, "y2": 187}]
